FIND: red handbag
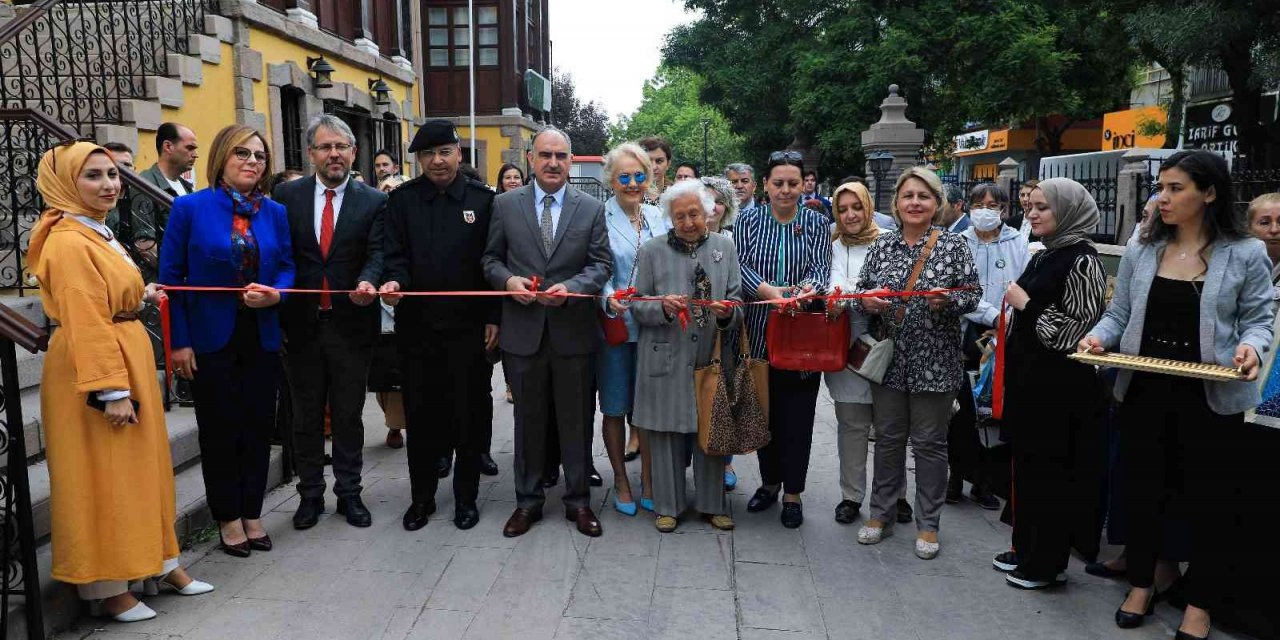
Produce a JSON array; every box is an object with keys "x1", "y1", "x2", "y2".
[
  {"x1": 599, "y1": 308, "x2": 629, "y2": 346},
  {"x1": 765, "y1": 309, "x2": 851, "y2": 372}
]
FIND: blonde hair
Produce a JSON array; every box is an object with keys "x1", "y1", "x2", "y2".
[
  {"x1": 891, "y1": 166, "x2": 947, "y2": 226},
  {"x1": 603, "y1": 142, "x2": 653, "y2": 184},
  {"x1": 206, "y1": 124, "x2": 270, "y2": 190},
  {"x1": 1247, "y1": 193, "x2": 1280, "y2": 223}
]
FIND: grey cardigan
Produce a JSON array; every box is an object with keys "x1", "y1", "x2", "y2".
[
  {"x1": 1089, "y1": 235, "x2": 1275, "y2": 415},
  {"x1": 630, "y1": 232, "x2": 743, "y2": 433}
]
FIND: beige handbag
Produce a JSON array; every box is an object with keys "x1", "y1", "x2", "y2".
[
  {"x1": 848, "y1": 230, "x2": 939, "y2": 384},
  {"x1": 697, "y1": 330, "x2": 770, "y2": 456}
]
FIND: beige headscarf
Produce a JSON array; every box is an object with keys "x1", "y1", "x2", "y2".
[
  {"x1": 28, "y1": 141, "x2": 113, "y2": 268},
  {"x1": 831, "y1": 181, "x2": 880, "y2": 246},
  {"x1": 1036, "y1": 178, "x2": 1100, "y2": 250}
]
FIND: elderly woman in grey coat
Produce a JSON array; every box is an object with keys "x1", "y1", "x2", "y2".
[{"x1": 630, "y1": 179, "x2": 743, "y2": 533}]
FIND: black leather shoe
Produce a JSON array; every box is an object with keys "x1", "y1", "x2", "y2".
[
  {"x1": 479, "y1": 453, "x2": 499, "y2": 477},
  {"x1": 970, "y1": 485, "x2": 1001, "y2": 510},
  {"x1": 746, "y1": 487, "x2": 778, "y2": 512},
  {"x1": 1115, "y1": 589, "x2": 1156, "y2": 629},
  {"x1": 945, "y1": 476, "x2": 963, "y2": 504},
  {"x1": 833, "y1": 500, "x2": 861, "y2": 524},
  {"x1": 896, "y1": 498, "x2": 914, "y2": 524},
  {"x1": 780, "y1": 502, "x2": 804, "y2": 528},
  {"x1": 454, "y1": 503, "x2": 480, "y2": 530},
  {"x1": 437, "y1": 456, "x2": 452, "y2": 479},
  {"x1": 588, "y1": 466, "x2": 603, "y2": 487},
  {"x1": 402, "y1": 501, "x2": 437, "y2": 531},
  {"x1": 293, "y1": 497, "x2": 325, "y2": 530},
  {"x1": 1174, "y1": 629, "x2": 1209, "y2": 640},
  {"x1": 337, "y1": 495, "x2": 372, "y2": 527},
  {"x1": 1084, "y1": 560, "x2": 1126, "y2": 578},
  {"x1": 540, "y1": 469, "x2": 560, "y2": 488}
]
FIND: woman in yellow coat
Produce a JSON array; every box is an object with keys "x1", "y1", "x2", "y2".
[{"x1": 29, "y1": 141, "x2": 214, "y2": 622}]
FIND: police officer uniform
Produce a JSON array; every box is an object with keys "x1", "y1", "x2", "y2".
[{"x1": 382, "y1": 120, "x2": 499, "y2": 531}]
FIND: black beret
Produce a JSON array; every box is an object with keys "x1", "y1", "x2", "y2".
[{"x1": 408, "y1": 119, "x2": 460, "y2": 152}]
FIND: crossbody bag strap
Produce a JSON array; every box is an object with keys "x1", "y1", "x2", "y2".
[{"x1": 893, "y1": 229, "x2": 941, "y2": 324}]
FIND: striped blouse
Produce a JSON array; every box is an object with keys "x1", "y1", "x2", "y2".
[{"x1": 734, "y1": 204, "x2": 833, "y2": 360}]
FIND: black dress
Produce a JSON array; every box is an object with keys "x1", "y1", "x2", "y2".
[{"x1": 1002, "y1": 242, "x2": 1107, "y2": 579}]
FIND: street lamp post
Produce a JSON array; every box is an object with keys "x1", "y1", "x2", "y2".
[
  {"x1": 868, "y1": 151, "x2": 894, "y2": 213},
  {"x1": 700, "y1": 118, "x2": 710, "y2": 174}
]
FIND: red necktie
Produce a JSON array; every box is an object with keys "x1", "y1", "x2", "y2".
[{"x1": 319, "y1": 189, "x2": 335, "y2": 309}]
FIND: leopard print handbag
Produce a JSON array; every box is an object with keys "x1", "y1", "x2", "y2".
[{"x1": 698, "y1": 331, "x2": 771, "y2": 456}]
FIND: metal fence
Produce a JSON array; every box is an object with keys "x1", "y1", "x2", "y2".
[
  {"x1": 569, "y1": 176, "x2": 611, "y2": 202},
  {"x1": 1039, "y1": 160, "x2": 1121, "y2": 243}
]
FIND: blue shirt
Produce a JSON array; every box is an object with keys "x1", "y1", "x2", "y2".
[
  {"x1": 601, "y1": 197, "x2": 671, "y2": 341},
  {"x1": 734, "y1": 204, "x2": 833, "y2": 359},
  {"x1": 533, "y1": 181, "x2": 568, "y2": 235}
]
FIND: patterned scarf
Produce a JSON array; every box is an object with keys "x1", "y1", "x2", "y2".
[
  {"x1": 221, "y1": 180, "x2": 262, "y2": 286},
  {"x1": 668, "y1": 232, "x2": 712, "y2": 328}
]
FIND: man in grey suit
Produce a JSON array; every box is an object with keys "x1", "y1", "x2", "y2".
[{"x1": 483, "y1": 126, "x2": 613, "y2": 538}]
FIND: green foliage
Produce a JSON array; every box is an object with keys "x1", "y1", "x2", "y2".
[
  {"x1": 551, "y1": 69, "x2": 611, "y2": 156},
  {"x1": 662, "y1": 0, "x2": 1141, "y2": 174},
  {"x1": 609, "y1": 66, "x2": 745, "y2": 176}
]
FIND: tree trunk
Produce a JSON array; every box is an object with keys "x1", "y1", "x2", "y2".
[
  {"x1": 1164, "y1": 65, "x2": 1185, "y2": 149},
  {"x1": 1220, "y1": 38, "x2": 1267, "y2": 167}
]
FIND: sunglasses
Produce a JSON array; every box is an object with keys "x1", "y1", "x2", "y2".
[
  {"x1": 233, "y1": 147, "x2": 269, "y2": 163},
  {"x1": 769, "y1": 150, "x2": 803, "y2": 163},
  {"x1": 617, "y1": 172, "x2": 647, "y2": 186}
]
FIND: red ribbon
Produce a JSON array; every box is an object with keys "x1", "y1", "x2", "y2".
[
  {"x1": 992, "y1": 299, "x2": 1007, "y2": 420},
  {"x1": 159, "y1": 296, "x2": 173, "y2": 390}
]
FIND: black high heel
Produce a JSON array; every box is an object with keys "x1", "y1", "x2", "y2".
[
  {"x1": 1114, "y1": 588, "x2": 1158, "y2": 629},
  {"x1": 1173, "y1": 630, "x2": 1209, "y2": 640},
  {"x1": 220, "y1": 533, "x2": 251, "y2": 558}
]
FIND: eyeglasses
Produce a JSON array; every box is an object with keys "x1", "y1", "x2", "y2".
[
  {"x1": 312, "y1": 143, "x2": 353, "y2": 154},
  {"x1": 617, "y1": 172, "x2": 647, "y2": 186},
  {"x1": 418, "y1": 146, "x2": 457, "y2": 159},
  {"x1": 233, "y1": 147, "x2": 269, "y2": 164},
  {"x1": 769, "y1": 150, "x2": 803, "y2": 163}
]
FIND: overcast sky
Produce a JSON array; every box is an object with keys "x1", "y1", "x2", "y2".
[{"x1": 549, "y1": 0, "x2": 700, "y2": 121}]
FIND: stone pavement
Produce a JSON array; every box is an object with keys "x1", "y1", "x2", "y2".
[{"x1": 63, "y1": 369, "x2": 1248, "y2": 640}]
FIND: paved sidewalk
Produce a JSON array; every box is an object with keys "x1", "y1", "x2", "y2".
[{"x1": 63, "y1": 370, "x2": 1247, "y2": 640}]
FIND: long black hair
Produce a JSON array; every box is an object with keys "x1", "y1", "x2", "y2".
[
  {"x1": 1141, "y1": 150, "x2": 1244, "y2": 250},
  {"x1": 496, "y1": 163, "x2": 526, "y2": 193}
]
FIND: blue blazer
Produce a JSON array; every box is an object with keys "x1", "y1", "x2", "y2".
[
  {"x1": 1090, "y1": 235, "x2": 1275, "y2": 415},
  {"x1": 159, "y1": 187, "x2": 296, "y2": 354}
]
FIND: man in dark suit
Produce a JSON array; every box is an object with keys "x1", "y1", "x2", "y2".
[
  {"x1": 275, "y1": 114, "x2": 387, "y2": 529},
  {"x1": 378, "y1": 120, "x2": 499, "y2": 531},
  {"x1": 482, "y1": 126, "x2": 612, "y2": 538}
]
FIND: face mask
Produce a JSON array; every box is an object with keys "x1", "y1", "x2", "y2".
[{"x1": 970, "y1": 207, "x2": 1003, "y2": 232}]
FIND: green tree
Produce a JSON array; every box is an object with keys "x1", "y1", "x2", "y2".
[
  {"x1": 610, "y1": 66, "x2": 745, "y2": 177},
  {"x1": 551, "y1": 68, "x2": 611, "y2": 156}
]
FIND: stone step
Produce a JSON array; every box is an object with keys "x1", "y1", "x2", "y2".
[{"x1": 4, "y1": 440, "x2": 288, "y2": 639}]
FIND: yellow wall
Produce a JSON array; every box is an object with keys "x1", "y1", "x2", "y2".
[
  {"x1": 248, "y1": 29, "x2": 418, "y2": 175},
  {"x1": 134, "y1": 42, "x2": 238, "y2": 187},
  {"x1": 449, "y1": 124, "x2": 517, "y2": 184}
]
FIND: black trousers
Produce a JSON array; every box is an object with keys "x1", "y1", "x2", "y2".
[
  {"x1": 506, "y1": 333, "x2": 594, "y2": 511},
  {"x1": 402, "y1": 327, "x2": 489, "y2": 506},
  {"x1": 190, "y1": 309, "x2": 280, "y2": 521},
  {"x1": 1119, "y1": 374, "x2": 1243, "y2": 611},
  {"x1": 285, "y1": 318, "x2": 373, "y2": 500},
  {"x1": 756, "y1": 368, "x2": 821, "y2": 494}
]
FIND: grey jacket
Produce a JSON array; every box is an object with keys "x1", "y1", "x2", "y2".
[
  {"x1": 631, "y1": 233, "x2": 743, "y2": 434},
  {"x1": 482, "y1": 183, "x2": 613, "y2": 357},
  {"x1": 1090, "y1": 235, "x2": 1275, "y2": 415}
]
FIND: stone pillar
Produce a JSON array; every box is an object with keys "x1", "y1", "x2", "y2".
[
  {"x1": 285, "y1": 0, "x2": 319, "y2": 30},
  {"x1": 1116, "y1": 149, "x2": 1152, "y2": 245},
  {"x1": 861, "y1": 84, "x2": 925, "y2": 213},
  {"x1": 352, "y1": 0, "x2": 380, "y2": 56},
  {"x1": 996, "y1": 157, "x2": 1020, "y2": 204}
]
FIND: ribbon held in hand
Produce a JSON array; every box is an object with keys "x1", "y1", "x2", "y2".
[{"x1": 992, "y1": 299, "x2": 1007, "y2": 420}]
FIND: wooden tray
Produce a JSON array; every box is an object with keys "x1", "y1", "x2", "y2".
[{"x1": 1068, "y1": 351, "x2": 1246, "y2": 382}]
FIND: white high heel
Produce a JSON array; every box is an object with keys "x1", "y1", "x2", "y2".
[
  {"x1": 145, "y1": 572, "x2": 215, "y2": 596},
  {"x1": 88, "y1": 599, "x2": 157, "y2": 622}
]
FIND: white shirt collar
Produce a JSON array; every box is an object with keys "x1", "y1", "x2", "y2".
[
  {"x1": 315, "y1": 175, "x2": 350, "y2": 198},
  {"x1": 533, "y1": 181, "x2": 567, "y2": 207},
  {"x1": 69, "y1": 214, "x2": 114, "y2": 240}
]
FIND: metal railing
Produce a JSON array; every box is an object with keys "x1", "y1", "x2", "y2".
[
  {"x1": 569, "y1": 176, "x2": 611, "y2": 202},
  {"x1": 0, "y1": 0, "x2": 217, "y2": 133},
  {"x1": 1, "y1": 303, "x2": 49, "y2": 639}
]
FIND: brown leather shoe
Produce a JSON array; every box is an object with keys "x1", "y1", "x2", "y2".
[
  {"x1": 385, "y1": 429, "x2": 404, "y2": 449},
  {"x1": 502, "y1": 507, "x2": 542, "y2": 538},
  {"x1": 565, "y1": 507, "x2": 603, "y2": 537}
]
